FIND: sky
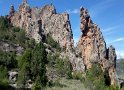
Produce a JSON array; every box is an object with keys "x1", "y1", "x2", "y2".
[{"x1": 0, "y1": 0, "x2": 124, "y2": 59}]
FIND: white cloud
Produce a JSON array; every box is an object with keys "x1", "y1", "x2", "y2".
[
  {"x1": 89, "y1": 0, "x2": 115, "y2": 17},
  {"x1": 107, "y1": 37, "x2": 124, "y2": 44},
  {"x1": 102, "y1": 26, "x2": 119, "y2": 32},
  {"x1": 102, "y1": 26, "x2": 119, "y2": 36},
  {"x1": 66, "y1": 9, "x2": 79, "y2": 14},
  {"x1": 116, "y1": 51, "x2": 124, "y2": 59},
  {"x1": 115, "y1": 38, "x2": 124, "y2": 42}
]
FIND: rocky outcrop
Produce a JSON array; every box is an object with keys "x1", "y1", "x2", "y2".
[
  {"x1": 0, "y1": 42, "x2": 24, "y2": 56},
  {"x1": 8, "y1": 71, "x2": 18, "y2": 84},
  {"x1": 8, "y1": 0, "x2": 83, "y2": 72},
  {"x1": 8, "y1": 0, "x2": 74, "y2": 51},
  {"x1": 8, "y1": 0, "x2": 117, "y2": 85},
  {"x1": 77, "y1": 7, "x2": 117, "y2": 85},
  {"x1": 108, "y1": 45, "x2": 117, "y2": 85},
  {"x1": 77, "y1": 7, "x2": 107, "y2": 69},
  {"x1": 8, "y1": 0, "x2": 43, "y2": 43}
]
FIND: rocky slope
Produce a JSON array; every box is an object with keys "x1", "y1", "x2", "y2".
[{"x1": 8, "y1": 0, "x2": 117, "y2": 85}]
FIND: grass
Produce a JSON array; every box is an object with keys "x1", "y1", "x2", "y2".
[{"x1": 46, "y1": 78, "x2": 87, "y2": 90}]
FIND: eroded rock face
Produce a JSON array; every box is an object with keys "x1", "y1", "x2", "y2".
[
  {"x1": 8, "y1": 0, "x2": 73, "y2": 50},
  {"x1": 8, "y1": 0, "x2": 43, "y2": 43},
  {"x1": 77, "y1": 7, "x2": 117, "y2": 85},
  {"x1": 0, "y1": 42, "x2": 24, "y2": 56},
  {"x1": 8, "y1": 0, "x2": 117, "y2": 85},
  {"x1": 108, "y1": 45, "x2": 117, "y2": 85}
]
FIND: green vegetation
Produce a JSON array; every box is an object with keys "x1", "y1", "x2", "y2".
[
  {"x1": 0, "y1": 66, "x2": 9, "y2": 88},
  {"x1": 17, "y1": 49, "x2": 32, "y2": 88},
  {"x1": 0, "y1": 16, "x2": 10, "y2": 30},
  {"x1": 17, "y1": 42, "x2": 48, "y2": 89},
  {"x1": 119, "y1": 58, "x2": 124, "y2": 73},
  {"x1": 0, "y1": 50, "x2": 17, "y2": 69},
  {"x1": 84, "y1": 64, "x2": 106, "y2": 90},
  {"x1": 46, "y1": 78, "x2": 86, "y2": 90},
  {"x1": 0, "y1": 17, "x2": 26, "y2": 46},
  {"x1": 0, "y1": 16, "x2": 121, "y2": 90},
  {"x1": 72, "y1": 63, "x2": 119, "y2": 90},
  {"x1": 118, "y1": 58, "x2": 124, "y2": 90},
  {"x1": 45, "y1": 34, "x2": 61, "y2": 51},
  {"x1": 72, "y1": 72, "x2": 84, "y2": 81},
  {"x1": 47, "y1": 53, "x2": 72, "y2": 78},
  {"x1": 0, "y1": 16, "x2": 48, "y2": 89},
  {"x1": 31, "y1": 42, "x2": 48, "y2": 87}
]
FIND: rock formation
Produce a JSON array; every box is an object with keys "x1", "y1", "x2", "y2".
[
  {"x1": 8, "y1": 0, "x2": 74, "y2": 51},
  {"x1": 8, "y1": 0, "x2": 84, "y2": 73},
  {"x1": 77, "y1": 7, "x2": 117, "y2": 85},
  {"x1": 8, "y1": 0, "x2": 117, "y2": 85}
]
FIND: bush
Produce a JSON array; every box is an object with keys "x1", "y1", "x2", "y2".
[
  {"x1": 72, "y1": 72, "x2": 84, "y2": 81},
  {"x1": 17, "y1": 42, "x2": 48, "y2": 88},
  {"x1": 0, "y1": 16, "x2": 27, "y2": 46},
  {"x1": 47, "y1": 53, "x2": 72, "y2": 78},
  {"x1": 0, "y1": 65, "x2": 9, "y2": 87},
  {"x1": 0, "y1": 50, "x2": 17, "y2": 69},
  {"x1": 83, "y1": 63, "x2": 107, "y2": 90},
  {"x1": 31, "y1": 42, "x2": 48, "y2": 85},
  {"x1": 0, "y1": 16, "x2": 10, "y2": 30},
  {"x1": 45, "y1": 34, "x2": 61, "y2": 51},
  {"x1": 17, "y1": 49, "x2": 32, "y2": 87}
]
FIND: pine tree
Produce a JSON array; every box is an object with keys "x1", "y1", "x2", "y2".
[{"x1": 31, "y1": 42, "x2": 48, "y2": 87}]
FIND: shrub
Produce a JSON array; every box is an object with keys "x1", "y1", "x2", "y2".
[
  {"x1": 47, "y1": 53, "x2": 72, "y2": 78},
  {"x1": 72, "y1": 72, "x2": 84, "y2": 81},
  {"x1": 0, "y1": 50, "x2": 17, "y2": 69},
  {"x1": 84, "y1": 63, "x2": 107, "y2": 90},
  {"x1": 0, "y1": 16, "x2": 10, "y2": 30},
  {"x1": 0, "y1": 65, "x2": 9, "y2": 87},
  {"x1": 17, "y1": 49, "x2": 32, "y2": 87},
  {"x1": 45, "y1": 34, "x2": 61, "y2": 51},
  {"x1": 31, "y1": 42, "x2": 48, "y2": 86}
]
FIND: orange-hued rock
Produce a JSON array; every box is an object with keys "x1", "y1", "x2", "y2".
[
  {"x1": 8, "y1": 0, "x2": 118, "y2": 85},
  {"x1": 8, "y1": 0, "x2": 85, "y2": 72},
  {"x1": 8, "y1": 0, "x2": 74, "y2": 50},
  {"x1": 77, "y1": 7, "x2": 117, "y2": 85}
]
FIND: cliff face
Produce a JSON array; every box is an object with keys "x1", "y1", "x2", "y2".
[
  {"x1": 8, "y1": 0, "x2": 117, "y2": 85},
  {"x1": 77, "y1": 7, "x2": 107, "y2": 69},
  {"x1": 77, "y1": 7, "x2": 117, "y2": 85},
  {"x1": 8, "y1": 0, "x2": 74, "y2": 51}
]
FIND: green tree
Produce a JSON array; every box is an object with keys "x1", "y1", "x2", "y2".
[
  {"x1": 0, "y1": 65, "x2": 9, "y2": 87},
  {"x1": 17, "y1": 49, "x2": 32, "y2": 88},
  {"x1": 0, "y1": 50, "x2": 17, "y2": 69},
  {"x1": 0, "y1": 16, "x2": 10, "y2": 30},
  {"x1": 26, "y1": 38, "x2": 36, "y2": 49},
  {"x1": 46, "y1": 34, "x2": 61, "y2": 51},
  {"x1": 47, "y1": 53, "x2": 72, "y2": 78},
  {"x1": 31, "y1": 42, "x2": 48, "y2": 87},
  {"x1": 84, "y1": 63, "x2": 107, "y2": 90},
  {"x1": 16, "y1": 29, "x2": 26, "y2": 46}
]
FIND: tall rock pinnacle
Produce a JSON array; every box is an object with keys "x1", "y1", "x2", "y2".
[
  {"x1": 8, "y1": 0, "x2": 118, "y2": 85},
  {"x1": 23, "y1": 0, "x2": 27, "y2": 4},
  {"x1": 78, "y1": 7, "x2": 106, "y2": 69},
  {"x1": 77, "y1": 7, "x2": 117, "y2": 85},
  {"x1": 8, "y1": 0, "x2": 74, "y2": 48}
]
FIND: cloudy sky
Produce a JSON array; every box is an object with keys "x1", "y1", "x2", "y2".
[{"x1": 0, "y1": 0, "x2": 124, "y2": 58}]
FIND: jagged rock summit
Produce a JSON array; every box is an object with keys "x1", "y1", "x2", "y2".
[
  {"x1": 8, "y1": 0, "x2": 74, "y2": 52},
  {"x1": 8, "y1": 0, "x2": 117, "y2": 85},
  {"x1": 77, "y1": 7, "x2": 117, "y2": 85}
]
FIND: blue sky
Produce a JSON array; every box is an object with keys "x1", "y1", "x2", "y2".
[{"x1": 0, "y1": 0, "x2": 124, "y2": 58}]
